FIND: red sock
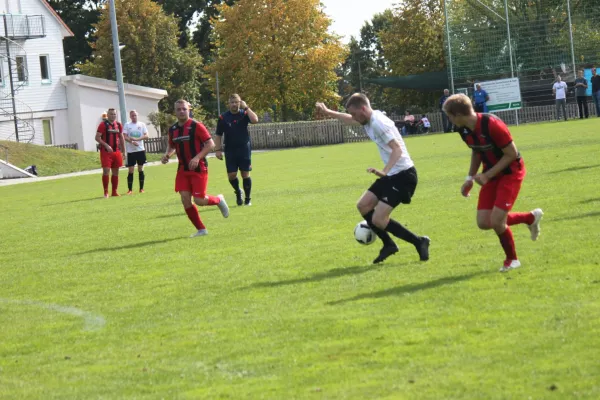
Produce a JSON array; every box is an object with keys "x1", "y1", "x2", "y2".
[
  {"x1": 498, "y1": 227, "x2": 517, "y2": 261},
  {"x1": 111, "y1": 176, "x2": 119, "y2": 194},
  {"x1": 102, "y1": 175, "x2": 109, "y2": 192},
  {"x1": 206, "y1": 195, "x2": 220, "y2": 206},
  {"x1": 185, "y1": 205, "x2": 205, "y2": 230},
  {"x1": 507, "y1": 212, "x2": 534, "y2": 226}
]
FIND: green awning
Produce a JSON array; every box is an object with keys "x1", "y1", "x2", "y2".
[{"x1": 365, "y1": 71, "x2": 449, "y2": 90}]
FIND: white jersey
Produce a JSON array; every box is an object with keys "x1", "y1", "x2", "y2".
[
  {"x1": 553, "y1": 81, "x2": 568, "y2": 100},
  {"x1": 124, "y1": 122, "x2": 148, "y2": 153},
  {"x1": 421, "y1": 117, "x2": 431, "y2": 128},
  {"x1": 364, "y1": 110, "x2": 414, "y2": 175}
]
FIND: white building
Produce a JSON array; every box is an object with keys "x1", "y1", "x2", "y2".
[{"x1": 0, "y1": 0, "x2": 168, "y2": 151}]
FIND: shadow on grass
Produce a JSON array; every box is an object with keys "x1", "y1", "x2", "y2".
[
  {"x1": 327, "y1": 271, "x2": 488, "y2": 305},
  {"x1": 551, "y1": 211, "x2": 600, "y2": 222},
  {"x1": 549, "y1": 164, "x2": 600, "y2": 174},
  {"x1": 75, "y1": 237, "x2": 185, "y2": 255},
  {"x1": 580, "y1": 198, "x2": 600, "y2": 204},
  {"x1": 241, "y1": 263, "x2": 406, "y2": 290},
  {"x1": 43, "y1": 197, "x2": 103, "y2": 206},
  {"x1": 154, "y1": 208, "x2": 219, "y2": 219}
]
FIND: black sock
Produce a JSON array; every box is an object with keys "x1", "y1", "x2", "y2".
[
  {"x1": 385, "y1": 219, "x2": 420, "y2": 246},
  {"x1": 243, "y1": 177, "x2": 252, "y2": 200},
  {"x1": 127, "y1": 173, "x2": 134, "y2": 191},
  {"x1": 229, "y1": 177, "x2": 241, "y2": 193},
  {"x1": 139, "y1": 171, "x2": 145, "y2": 190},
  {"x1": 363, "y1": 211, "x2": 395, "y2": 247}
]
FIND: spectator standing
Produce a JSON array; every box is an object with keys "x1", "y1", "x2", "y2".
[
  {"x1": 574, "y1": 70, "x2": 589, "y2": 119},
  {"x1": 552, "y1": 75, "x2": 568, "y2": 121},
  {"x1": 473, "y1": 84, "x2": 490, "y2": 112},
  {"x1": 439, "y1": 89, "x2": 452, "y2": 132},
  {"x1": 591, "y1": 68, "x2": 600, "y2": 117}
]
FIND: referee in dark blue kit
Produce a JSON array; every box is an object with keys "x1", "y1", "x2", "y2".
[{"x1": 214, "y1": 94, "x2": 259, "y2": 206}]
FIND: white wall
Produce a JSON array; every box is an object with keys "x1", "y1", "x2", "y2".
[
  {"x1": 62, "y1": 76, "x2": 167, "y2": 151},
  {"x1": 2, "y1": 1, "x2": 69, "y2": 114}
]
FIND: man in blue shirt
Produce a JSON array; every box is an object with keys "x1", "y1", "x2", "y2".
[
  {"x1": 439, "y1": 89, "x2": 452, "y2": 132},
  {"x1": 215, "y1": 94, "x2": 259, "y2": 206},
  {"x1": 473, "y1": 84, "x2": 490, "y2": 112}
]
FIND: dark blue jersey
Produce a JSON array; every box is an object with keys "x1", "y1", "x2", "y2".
[{"x1": 216, "y1": 110, "x2": 251, "y2": 150}]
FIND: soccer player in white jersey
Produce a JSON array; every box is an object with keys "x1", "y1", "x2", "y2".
[
  {"x1": 316, "y1": 94, "x2": 430, "y2": 264},
  {"x1": 123, "y1": 110, "x2": 149, "y2": 194}
]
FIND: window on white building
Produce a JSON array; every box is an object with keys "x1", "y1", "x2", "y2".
[
  {"x1": 39, "y1": 55, "x2": 50, "y2": 82},
  {"x1": 16, "y1": 56, "x2": 27, "y2": 82}
]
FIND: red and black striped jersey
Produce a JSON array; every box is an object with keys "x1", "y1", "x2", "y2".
[
  {"x1": 168, "y1": 119, "x2": 212, "y2": 173},
  {"x1": 457, "y1": 113, "x2": 524, "y2": 175},
  {"x1": 97, "y1": 120, "x2": 123, "y2": 152}
]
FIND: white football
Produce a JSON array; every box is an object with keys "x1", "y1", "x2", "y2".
[{"x1": 354, "y1": 220, "x2": 377, "y2": 245}]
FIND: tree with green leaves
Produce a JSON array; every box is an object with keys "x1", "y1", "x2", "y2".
[
  {"x1": 46, "y1": 0, "x2": 102, "y2": 74},
  {"x1": 207, "y1": 0, "x2": 346, "y2": 121},
  {"x1": 77, "y1": 0, "x2": 205, "y2": 112},
  {"x1": 379, "y1": 0, "x2": 446, "y2": 110}
]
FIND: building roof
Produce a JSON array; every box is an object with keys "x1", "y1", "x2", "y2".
[
  {"x1": 60, "y1": 74, "x2": 169, "y2": 101},
  {"x1": 39, "y1": 0, "x2": 75, "y2": 37}
]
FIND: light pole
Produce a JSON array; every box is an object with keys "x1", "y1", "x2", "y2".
[{"x1": 108, "y1": 0, "x2": 128, "y2": 125}]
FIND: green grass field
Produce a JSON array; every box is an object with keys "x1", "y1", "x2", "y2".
[
  {"x1": 0, "y1": 140, "x2": 161, "y2": 176},
  {"x1": 1, "y1": 120, "x2": 599, "y2": 399}
]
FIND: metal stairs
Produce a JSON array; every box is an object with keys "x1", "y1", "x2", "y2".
[{"x1": 0, "y1": 21, "x2": 38, "y2": 143}]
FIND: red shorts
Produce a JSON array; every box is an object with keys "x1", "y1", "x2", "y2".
[
  {"x1": 100, "y1": 151, "x2": 123, "y2": 169},
  {"x1": 478, "y1": 171, "x2": 525, "y2": 211},
  {"x1": 175, "y1": 170, "x2": 208, "y2": 198}
]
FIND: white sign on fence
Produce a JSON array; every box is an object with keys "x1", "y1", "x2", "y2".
[{"x1": 475, "y1": 78, "x2": 522, "y2": 112}]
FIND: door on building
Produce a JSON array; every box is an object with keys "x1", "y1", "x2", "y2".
[{"x1": 42, "y1": 119, "x2": 53, "y2": 145}]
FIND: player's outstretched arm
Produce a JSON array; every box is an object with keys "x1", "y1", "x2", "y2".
[{"x1": 315, "y1": 102, "x2": 356, "y2": 125}]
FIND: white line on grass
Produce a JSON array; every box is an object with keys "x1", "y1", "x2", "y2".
[{"x1": 0, "y1": 298, "x2": 106, "y2": 331}]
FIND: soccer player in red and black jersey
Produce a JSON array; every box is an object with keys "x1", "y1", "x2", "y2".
[
  {"x1": 95, "y1": 108, "x2": 126, "y2": 198},
  {"x1": 443, "y1": 94, "x2": 543, "y2": 272},
  {"x1": 161, "y1": 99, "x2": 230, "y2": 237}
]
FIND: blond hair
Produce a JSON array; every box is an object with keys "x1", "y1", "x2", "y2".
[
  {"x1": 345, "y1": 93, "x2": 370, "y2": 109},
  {"x1": 442, "y1": 94, "x2": 474, "y2": 116}
]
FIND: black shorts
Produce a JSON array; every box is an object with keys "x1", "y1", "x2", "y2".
[
  {"x1": 126, "y1": 151, "x2": 147, "y2": 167},
  {"x1": 225, "y1": 148, "x2": 252, "y2": 173},
  {"x1": 474, "y1": 103, "x2": 485, "y2": 112},
  {"x1": 368, "y1": 167, "x2": 418, "y2": 207}
]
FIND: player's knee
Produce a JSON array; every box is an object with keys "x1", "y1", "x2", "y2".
[
  {"x1": 476, "y1": 218, "x2": 491, "y2": 230},
  {"x1": 371, "y1": 214, "x2": 388, "y2": 230},
  {"x1": 490, "y1": 218, "x2": 506, "y2": 233},
  {"x1": 356, "y1": 201, "x2": 370, "y2": 215},
  {"x1": 180, "y1": 198, "x2": 193, "y2": 208},
  {"x1": 194, "y1": 197, "x2": 209, "y2": 206}
]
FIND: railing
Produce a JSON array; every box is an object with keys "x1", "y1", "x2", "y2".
[
  {"x1": 144, "y1": 136, "x2": 169, "y2": 153},
  {"x1": 0, "y1": 95, "x2": 35, "y2": 143},
  {"x1": 0, "y1": 37, "x2": 30, "y2": 96},
  {"x1": 0, "y1": 14, "x2": 46, "y2": 39},
  {"x1": 49, "y1": 143, "x2": 79, "y2": 150},
  {"x1": 0, "y1": 36, "x2": 35, "y2": 143}
]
